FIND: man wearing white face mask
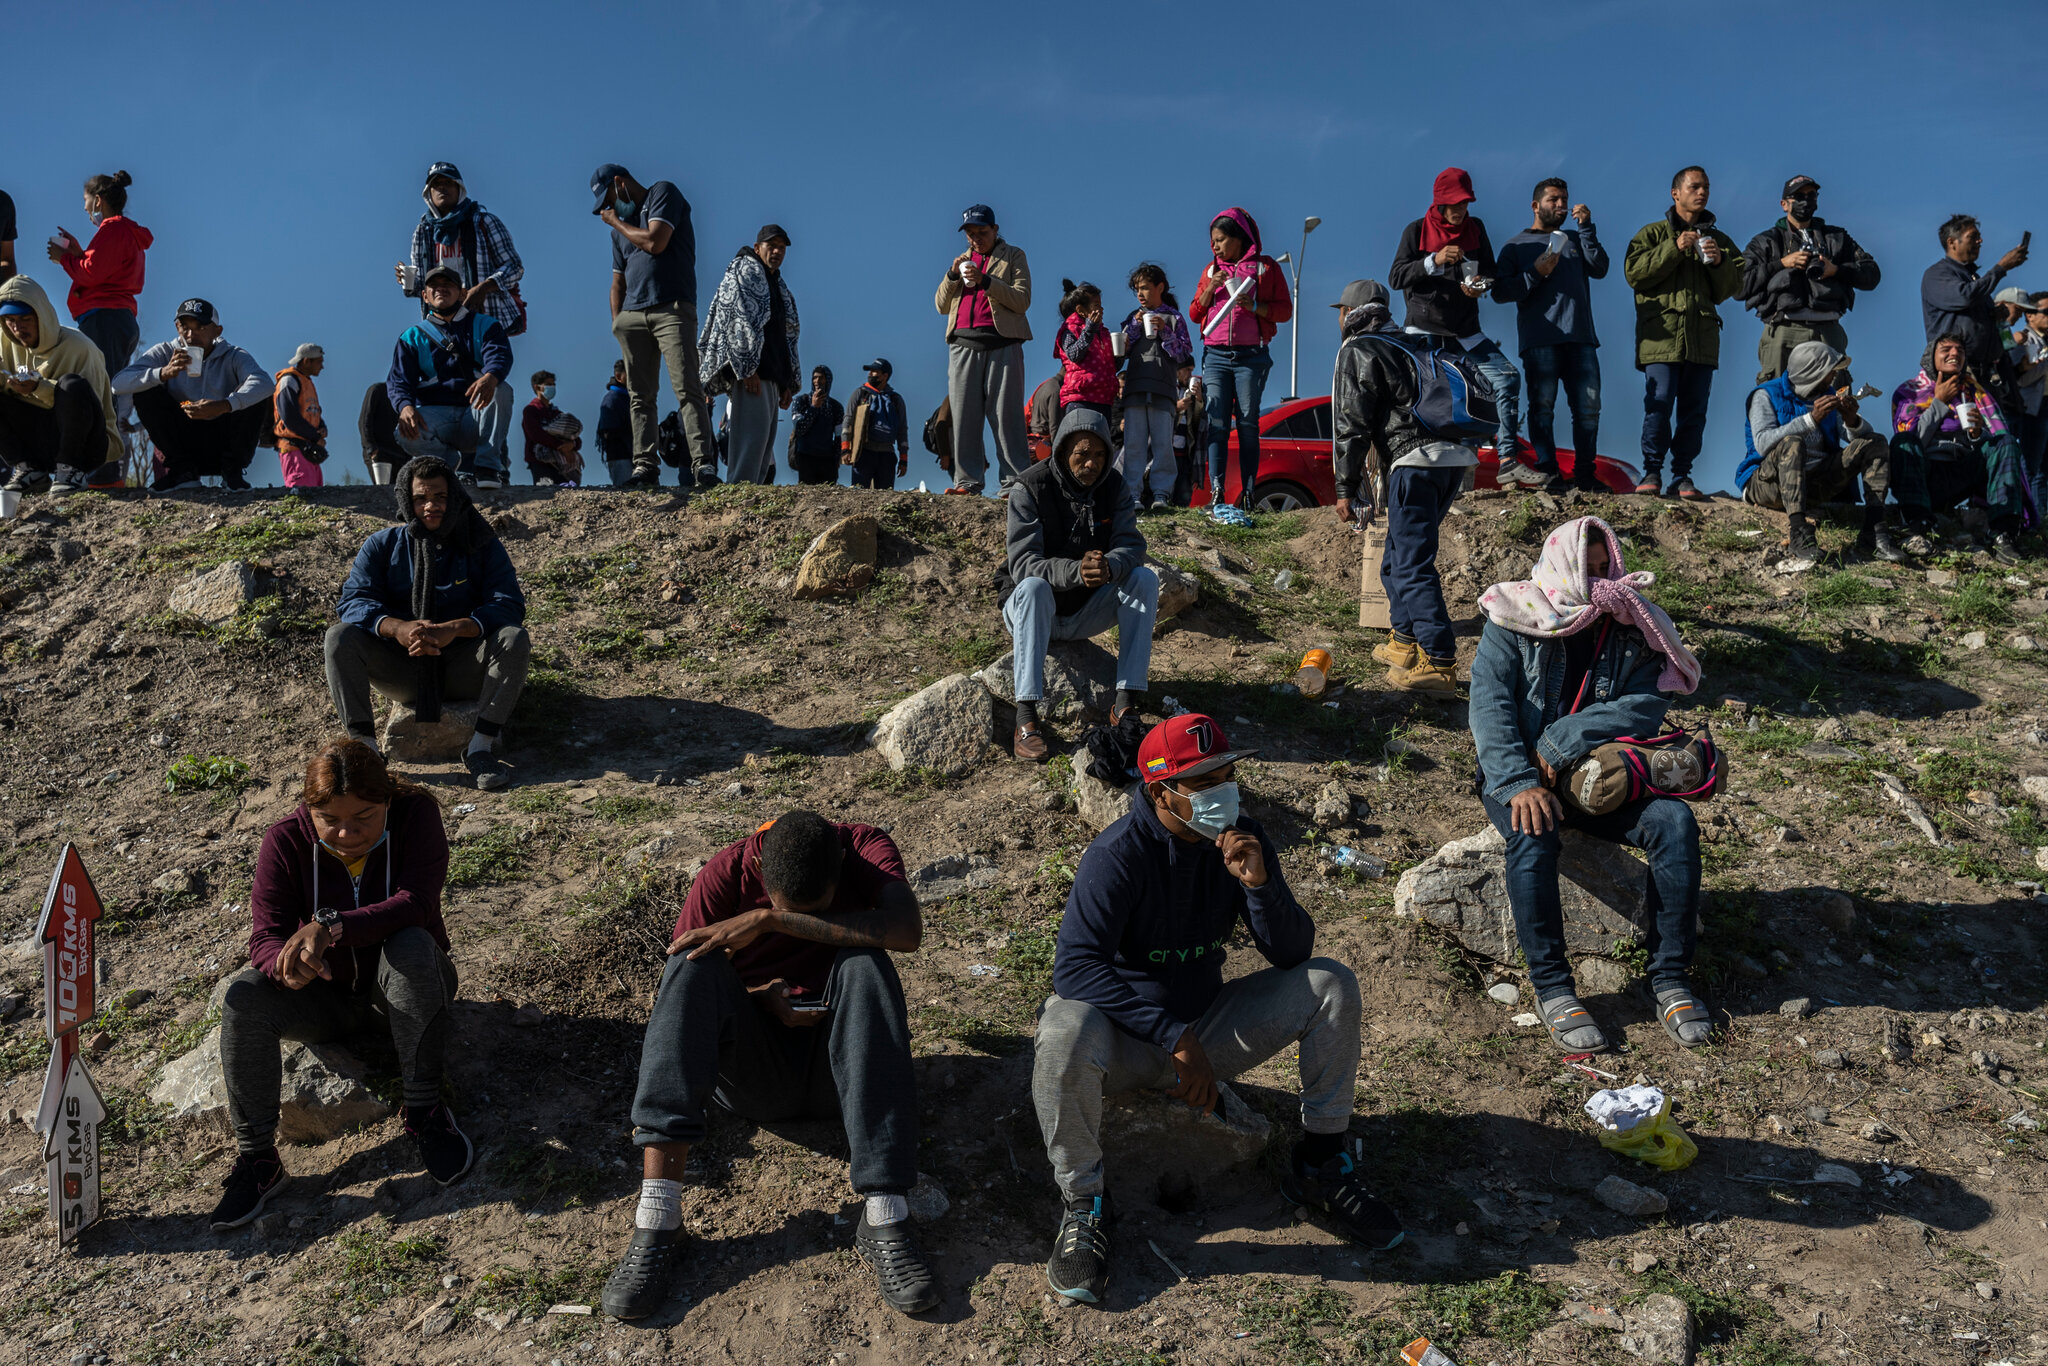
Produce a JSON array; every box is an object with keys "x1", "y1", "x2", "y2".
[{"x1": 1029, "y1": 713, "x2": 1398, "y2": 1306}]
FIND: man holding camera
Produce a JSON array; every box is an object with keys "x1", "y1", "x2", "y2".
[
  {"x1": 1740, "y1": 176, "x2": 1882, "y2": 382},
  {"x1": 1735, "y1": 341, "x2": 1898, "y2": 567}
]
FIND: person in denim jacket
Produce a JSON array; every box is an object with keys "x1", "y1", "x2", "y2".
[{"x1": 1468, "y1": 516, "x2": 1711, "y2": 1052}]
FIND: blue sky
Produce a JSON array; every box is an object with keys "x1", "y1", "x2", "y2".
[{"x1": 9, "y1": 0, "x2": 2045, "y2": 493}]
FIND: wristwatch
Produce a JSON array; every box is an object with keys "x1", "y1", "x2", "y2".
[{"x1": 313, "y1": 907, "x2": 343, "y2": 943}]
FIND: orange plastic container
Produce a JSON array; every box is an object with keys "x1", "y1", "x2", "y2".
[{"x1": 1293, "y1": 648, "x2": 1334, "y2": 699}]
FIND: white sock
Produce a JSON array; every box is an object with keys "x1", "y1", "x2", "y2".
[
  {"x1": 466, "y1": 731, "x2": 495, "y2": 757},
  {"x1": 635, "y1": 1178, "x2": 683, "y2": 1231},
  {"x1": 864, "y1": 1193, "x2": 908, "y2": 1228}
]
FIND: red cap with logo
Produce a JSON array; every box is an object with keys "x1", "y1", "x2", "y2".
[{"x1": 1136, "y1": 713, "x2": 1259, "y2": 784}]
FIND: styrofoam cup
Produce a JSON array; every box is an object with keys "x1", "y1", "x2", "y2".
[
  {"x1": 0, "y1": 489, "x2": 18, "y2": 519},
  {"x1": 371, "y1": 461, "x2": 395, "y2": 485}
]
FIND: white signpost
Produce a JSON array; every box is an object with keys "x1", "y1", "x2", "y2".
[{"x1": 33, "y1": 843, "x2": 106, "y2": 1246}]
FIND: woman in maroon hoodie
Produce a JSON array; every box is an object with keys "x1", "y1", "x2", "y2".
[
  {"x1": 209, "y1": 738, "x2": 470, "y2": 1231},
  {"x1": 47, "y1": 169, "x2": 152, "y2": 382}
]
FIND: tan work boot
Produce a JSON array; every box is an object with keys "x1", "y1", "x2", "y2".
[
  {"x1": 1387, "y1": 655, "x2": 1460, "y2": 696},
  {"x1": 1372, "y1": 635, "x2": 1420, "y2": 670}
]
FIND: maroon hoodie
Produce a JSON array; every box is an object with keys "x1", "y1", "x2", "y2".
[{"x1": 247, "y1": 790, "x2": 450, "y2": 989}]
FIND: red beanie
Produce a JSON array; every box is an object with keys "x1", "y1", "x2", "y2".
[{"x1": 1432, "y1": 167, "x2": 1475, "y2": 207}]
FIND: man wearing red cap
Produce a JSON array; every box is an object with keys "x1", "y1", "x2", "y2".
[{"x1": 1029, "y1": 714, "x2": 1398, "y2": 1305}]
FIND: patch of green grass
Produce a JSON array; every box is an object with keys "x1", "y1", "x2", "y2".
[
  {"x1": 998, "y1": 924, "x2": 1058, "y2": 994},
  {"x1": 1632, "y1": 1268, "x2": 1820, "y2": 1366},
  {"x1": 879, "y1": 498, "x2": 964, "y2": 551},
  {"x1": 1914, "y1": 747, "x2": 2006, "y2": 804},
  {"x1": 510, "y1": 787, "x2": 568, "y2": 815},
  {"x1": 473, "y1": 1259, "x2": 609, "y2": 1318},
  {"x1": 858, "y1": 764, "x2": 954, "y2": 800},
  {"x1": 587, "y1": 794, "x2": 667, "y2": 825},
  {"x1": 936, "y1": 627, "x2": 1006, "y2": 672},
  {"x1": 1225, "y1": 1271, "x2": 1562, "y2": 1364},
  {"x1": 321, "y1": 1216, "x2": 443, "y2": 1308},
  {"x1": 447, "y1": 824, "x2": 531, "y2": 887},
  {"x1": 163, "y1": 753, "x2": 249, "y2": 794},
  {"x1": 100, "y1": 1087, "x2": 175, "y2": 1147},
  {"x1": 689, "y1": 482, "x2": 798, "y2": 519},
  {"x1": 1947, "y1": 574, "x2": 2013, "y2": 628},
  {"x1": 1089, "y1": 1347, "x2": 1173, "y2": 1366},
  {"x1": 139, "y1": 496, "x2": 338, "y2": 571},
  {"x1": 1502, "y1": 498, "x2": 1544, "y2": 541},
  {"x1": 277, "y1": 1331, "x2": 362, "y2": 1366},
  {"x1": 0, "y1": 1029, "x2": 50, "y2": 1079},
  {"x1": 1807, "y1": 570, "x2": 1891, "y2": 611},
  {"x1": 129, "y1": 1314, "x2": 237, "y2": 1364}
]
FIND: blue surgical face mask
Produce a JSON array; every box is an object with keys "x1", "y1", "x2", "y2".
[
  {"x1": 540, "y1": 384, "x2": 557, "y2": 402},
  {"x1": 1173, "y1": 781, "x2": 1240, "y2": 840},
  {"x1": 614, "y1": 196, "x2": 637, "y2": 219}
]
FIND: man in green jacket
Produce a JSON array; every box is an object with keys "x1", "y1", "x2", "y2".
[{"x1": 1623, "y1": 167, "x2": 1743, "y2": 500}]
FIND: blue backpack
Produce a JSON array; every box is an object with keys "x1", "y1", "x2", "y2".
[{"x1": 1353, "y1": 331, "x2": 1500, "y2": 441}]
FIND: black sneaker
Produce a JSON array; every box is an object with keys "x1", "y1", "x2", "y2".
[
  {"x1": 5, "y1": 466, "x2": 50, "y2": 494},
  {"x1": 600, "y1": 1225, "x2": 687, "y2": 1319},
  {"x1": 854, "y1": 1210, "x2": 940, "y2": 1314},
  {"x1": 1858, "y1": 526, "x2": 1908, "y2": 564},
  {"x1": 1993, "y1": 532, "x2": 2023, "y2": 566},
  {"x1": 1281, "y1": 1150, "x2": 1404, "y2": 1251},
  {"x1": 210, "y1": 1149, "x2": 287, "y2": 1230},
  {"x1": 1785, "y1": 518, "x2": 1822, "y2": 565},
  {"x1": 463, "y1": 749, "x2": 509, "y2": 792},
  {"x1": 221, "y1": 472, "x2": 253, "y2": 492},
  {"x1": 1045, "y1": 1193, "x2": 1113, "y2": 1304},
  {"x1": 403, "y1": 1104, "x2": 474, "y2": 1185}
]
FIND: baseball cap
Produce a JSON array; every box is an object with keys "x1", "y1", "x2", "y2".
[
  {"x1": 756, "y1": 223, "x2": 791, "y2": 247},
  {"x1": 1333, "y1": 279, "x2": 1389, "y2": 310},
  {"x1": 1781, "y1": 175, "x2": 1820, "y2": 199},
  {"x1": 174, "y1": 298, "x2": 218, "y2": 325},
  {"x1": 419, "y1": 263, "x2": 465, "y2": 288},
  {"x1": 1995, "y1": 285, "x2": 2036, "y2": 310},
  {"x1": 1138, "y1": 713, "x2": 1258, "y2": 784},
  {"x1": 292, "y1": 343, "x2": 324, "y2": 365},
  {"x1": 423, "y1": 161, "x2": 463, "y2": 190},
  {"x1": 959, "y1": 203, "x2": 996, "y2": 230},
  {"x1": 589, "y1": 162, "x2": 629, "y2": 213},
  {"x1": 862, "y1": 357, "x2": 892, "y2": 375}
]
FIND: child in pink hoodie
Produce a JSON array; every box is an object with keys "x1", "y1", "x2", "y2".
[{"x1": 1054, "y1": 279, "x2": 1120, "y2": 420}]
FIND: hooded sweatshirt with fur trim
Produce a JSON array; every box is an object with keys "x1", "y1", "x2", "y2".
[{"x1": 0, "y1": 274, "x2": 123, "y2": 464}]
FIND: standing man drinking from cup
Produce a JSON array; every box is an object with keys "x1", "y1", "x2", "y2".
[
  {"x1": 936, "y1": 204, "x2": 1033, "y2": 496},
  {"x1": 1739, "y1": 175, "x2": 1881, "y2": 382},
  {"x1": 1623, "y1": 167, "x2": 1742, "y2": 499}
]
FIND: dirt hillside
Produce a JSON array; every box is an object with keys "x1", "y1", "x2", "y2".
[{"x1": 1, "y1": 480, "x2": 2046, "y2": 1366}]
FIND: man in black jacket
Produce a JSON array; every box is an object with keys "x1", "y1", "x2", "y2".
[
  {"x1": 1332, "y1": 280, "x2": 1471, "y2": 697},
  {"x1": 1922, "y1": 214, "x2": 2030, "y2": 400},
  {"x1": 1740, "y1": 176, "x2": 1882, "y2": 381},
  {"x1": 1388, "y1": 168, "x2": 1522, "y2": 483},
  {"x1": 999, "y1": 408, "x2": 1158, "y2": 760},
  {"x1": 786, "y1": 365, "x2": 843, "y2": 485}
]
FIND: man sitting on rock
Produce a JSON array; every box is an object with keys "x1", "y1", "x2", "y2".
[
  {"x1": 601, "y1": 811, "x2": 938, "y2": 1320},
  {"x1": 211, "y1": 737, "x2": 469, "y2": 1230},
  {"x1": 999, "y1": 407, "x2": 1158, "y2": 761},
  {"x1": 326, "y1": 455, "x2": 528, "y2": 791},
  {"x1": 1735, "y1": 340, "x2": 1900, "y2": 566},
  {"x1": 1469, "y1": 516, "x2": 1709, "y2": 1054},
  {"x1": 1030, "y1": 713, "x2": 1399, "y2": 1305}
]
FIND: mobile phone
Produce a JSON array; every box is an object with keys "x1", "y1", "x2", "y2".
[
  {"x1": 2023, "y1": 231, "x2": 2033, "y2": 252},
  {"x1": 789, "y1": 995, "x2": 830, "y2": 1013}
]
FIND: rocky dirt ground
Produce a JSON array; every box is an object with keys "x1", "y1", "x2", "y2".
[{"x1": 0, "y1": 480, "x2": 2046, "y2": 1366}]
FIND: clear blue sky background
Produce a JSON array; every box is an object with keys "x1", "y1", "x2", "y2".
[{"x1": 9, "y1": 0, "x2": 2045, "y2": 493}]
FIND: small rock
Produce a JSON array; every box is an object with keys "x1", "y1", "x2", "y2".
[
  {"x1": 1151, "y1": 561, "x2": 1200, "y2": 620},
  {"x1": 1816, "y1": 892, "x2": 1858, "y2": 934},
  {"x1": 2023, "y1": 775, "x2": 2048, "y2": 806},
  {"x1": 1630, "y1": 1251, "x2": 1660, "y2": 1274},
  {"x1": 907, "y1": 853, "x2": 999, "y2": 903},
  {"x1": 1594, "y1": 1175, "x2": 1669, "y2": 1217},
  {"x1": 168, "y1": 560, "x2": 265, "y2": 624},
  {"x1": 1070, "y1": 766, "x2": 1134, "y2": 831},
  {"x1": 1971, "y1": 1048, "x2": 2005, "y2": 1076},
  {"x1": 1800, "y1": 742, "x2": 1857, "y2": 763},
  {"x1": 870, "y1": 674, "x2": 998, "y2": 777},
  {"x1": 1619, "y1": 1293, "x2": 1695, "y2": 1365},
  {"x1": 151, "y1": 868, "x2": 194, "y2": 897},
  {"x1": 1486, "y1": 982, "x2": 1520, "y2": 1006},
  {"x1": 1859, "y1": 1121, "x2": 1896, "y2": 1143},
  {"x1": 1813, "y1": 717, "x2": 1850, "y2": 742},
  {"x1": 383, "y1": 699, "x2": 482, "y2": 763},
  {"x1": 1574, "y1": 955, "x2": 1633, "y2": 995},
  {"x1": 2010, "y1": 634, "x2": 2043, "y2": 652},
  {"x1": 1806, "y1": 1105, "x2": 1832, "y2": 1125},
  {"x1": 1779, "y1": 997, "x2": 1815, "y2": 1019},
  {"x1": 1926, "y1": 567, "x2": 1958, "y2": 587},
  {"x1": 1812, "y1": 1049, "x2": 1846, "y2": 1070},
  {"x1": 718, "y1": 781, "x2": 748, "y2": 799},
  {"x1": 442, "y1": 1274, "x2": 463, "y2": 1289},
  {"x1": 1563, "y1": 1301, "x2": 1628, "y2": 1331},
  {"x1": 1975, "y1": 1281, "x2": 1997, "y2": 1301},
  {"x1": 1811, "y1": 1163, "x2": 1861, "y2": 1188},
  {"x1": 1962, "y1": 630, "x2": 1989, "y2": 651},
  {"x1": 791, "y1": 515, "x2": 879, "y2": 599},
  {"x1": 907, "y1": 1172, "x2": 950, "y2": 1222},
  {"x1": 1310, "y1": 782, "x2": 1353, "y2": 827},
  {"x1": 1880, "y1": 1017, "x2": 1913, "y2": 1064},
  {"x1": 1511, "y1": 1012, "x2": 1541, "y2": 1028}
]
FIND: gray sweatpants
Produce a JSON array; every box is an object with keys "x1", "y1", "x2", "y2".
[
  {"x1": 219, "y1": 927, "x2": 457, "y2": 1153},
  {"x1": 1030, "y1": 958, "x2": 1361, "y2": 1201},
  {"x1": 323, "y1": 621, "x2": 531, "y2": 744},
  {"x1": 725, "y1": 380, "x2": 782, "y2": 485},
  {"x1": 946, "y1": 340, "x2": 1030, "y2": 493},
  {"x1": 1121, "y1": 399, "x2": 1176, "y2": 499}
]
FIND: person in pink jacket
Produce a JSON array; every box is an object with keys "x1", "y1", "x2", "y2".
[
  {"x1": 1187, "y1": 208, "x2": 1292, "y2": 512},
  {"x1": 48, "y1": 169, "x2": 152, "y2": 386},
  {"x1": 1054, "y1": 280, "x2": 1119, "y2": 422}
]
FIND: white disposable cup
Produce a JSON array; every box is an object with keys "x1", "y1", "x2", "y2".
[
  {"x1": 0, "y1": 490, "x2": 18, "y2": 519},
  {"x1": 47, "y1": 234, "x2": 64, "y2": 252},
  {"x1": 1548, "y1": 230, "x2": 1568, "y2": 255},
  {"x1": 1143, "y1": 312, "x2": 1158, "y2": 338},
  {"x1": 183, "y1": 344, "x2": 205, "y2": 376},
  {"x1": 1109, "y1": 329, "x2": 1127, "y2": 358},
  {"x1": 1956, "y1": 402, "x2": 1981, "y2": 434},
  {"x1": 371, "y1": 461, "x2": 395, "y2": 485},
  {"x1": 959, "y1": 261, "x2": 979, "y2": 287},
  {"x1": 400, "y1": 263, "x2": 418, "y2": 293}
]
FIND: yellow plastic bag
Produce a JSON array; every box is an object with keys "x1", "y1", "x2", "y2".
[{"x1": 1595, "y1": 1095, "x2": 1697, "y2": 1171}]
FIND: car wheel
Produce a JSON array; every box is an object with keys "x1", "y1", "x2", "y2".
[{"x1": 1251, "y1": 480, "x2": 1316, "y2": 513}]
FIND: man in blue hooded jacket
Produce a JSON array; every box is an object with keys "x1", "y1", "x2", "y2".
[
  {"x1": 388, "y1": 265, "x2": 516, "y2": 489},
  {"x1": 325, "y1": 456, "x2": 529, "y2": 790}
]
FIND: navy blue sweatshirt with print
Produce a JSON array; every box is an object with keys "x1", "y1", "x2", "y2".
[{"x1": 1052, "y1": 795, "x2": 1312, "y2": 1049}]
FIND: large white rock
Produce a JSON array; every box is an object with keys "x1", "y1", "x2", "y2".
[
  {"x1": 1394, "y1": 826, "x2": 1649, "y2": 964},
  {"x1": 1152, "y1": 562, "x2": 1200, "y2": 620},
  {"x1": 977, "y1": 640, "x2": 1117, "y2": 719},
  {"x1": 1072, "y1": 767, "x2": 1135, "y2": 830},
  {"x1": 792, "y1": 515, "x2": 879, "y2": 600},
  {"x1": 382, "y1": 699, "x2": 483, "y2": 763},
  {"x1": 168, "y1": 560, "x2": 264, "y2": 625},
  {"x1": 151, "y1": 1028, "x2": 389, "y2": 1143},
  {"x1": 871, "y1": 674, "x2": 997, "y2": 777}
]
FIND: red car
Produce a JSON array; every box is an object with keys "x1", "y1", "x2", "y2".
[{"x1": 1186, "y1": 395, "x2": 1641, "y2": 511}]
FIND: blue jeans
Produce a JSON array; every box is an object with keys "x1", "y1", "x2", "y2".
[
  {"x1": 1481, "y1": 791, "x2": 1700, "y2": 999},
  {"x1": 399, "y1": 385, "x2": 514, "y2": 480},
  {"x1": 1465, "y1": 338, "x2": 1521, "y2": 460},
  {"x1": 1639, "y1": 361, "x2": 1714, "y2": 481},
  {"x1": 1002, "y1": 567, "x2": 1159, "y2": 702},
  {"x1": 1522, "y1": 343, "x2": 1601, "y2": 479},
  {"x1": 1202, "y1": 345, "x2": 1272, "y2": 503},
  {"x1": 1382, "y1": 464, "x2": 1465, "y2": 661},
  {"x1": 2017, "y1": 409, "x2": 2048, "y2": 527}
]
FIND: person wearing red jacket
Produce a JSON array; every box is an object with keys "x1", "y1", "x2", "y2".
[
  {"x1": 1187, "y1": 207, "x2": 1292, "y2": 513},
  {"x1": 208, "y1": 739, "x2": 471, "y2": 1232},
  {"x1": 47, "y1": 170, "x2": 152, "y2": 385}
]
